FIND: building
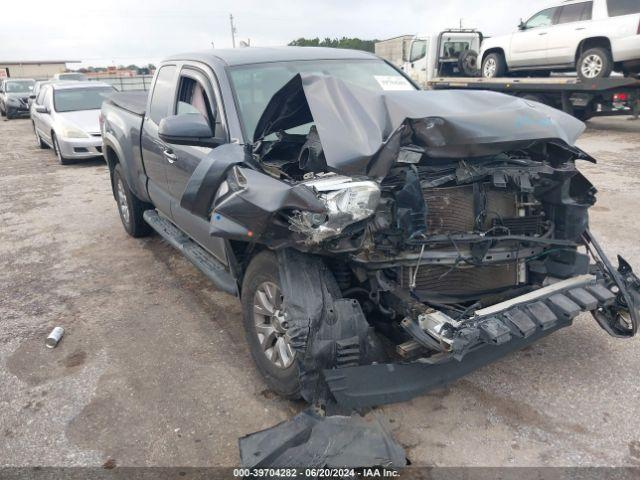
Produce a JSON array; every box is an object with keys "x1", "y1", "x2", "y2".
[{"x1": 0, "y1": 60, "x2": 80, "y2": 80}]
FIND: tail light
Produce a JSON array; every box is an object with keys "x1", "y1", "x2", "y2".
[{"x1": 613, "y1": 92, "x2": 629, "y2": 102}]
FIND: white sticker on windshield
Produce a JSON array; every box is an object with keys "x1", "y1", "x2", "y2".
[{"x1": 374, "y1": 75, "x2": 413, "y2": 91}]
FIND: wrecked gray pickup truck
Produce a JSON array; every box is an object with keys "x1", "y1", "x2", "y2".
[{"x1": 102, "y1": 47, "x2": 640, "y2": 410}]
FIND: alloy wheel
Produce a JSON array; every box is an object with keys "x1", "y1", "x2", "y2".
[
  {"x1": 581, "y1": 54, "x2": 603, "y2": 79},
  {"x1": 53, "y1": 137, "x2": 63, "y2": 163},
  {"x1": 253, "y1": 281, "x2": 294, "y2": 369},
  {"x1": 116, "y1": 177, "x2": 131, "y2": 227},
  {"x1": 483, "y1": 58, "x2": 497, "y2": 77}
]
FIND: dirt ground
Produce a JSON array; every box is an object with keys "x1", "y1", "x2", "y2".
[{"x1": 1, "y1": 115, "x2": 640, "y2": 468}]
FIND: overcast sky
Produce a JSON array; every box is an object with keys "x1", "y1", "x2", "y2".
[{"x1": 1, "y1": 0, "x2": 552, "y2": 68}]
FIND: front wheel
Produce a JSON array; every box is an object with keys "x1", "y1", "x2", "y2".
[
  {"x1": 241, "y1": 250, "x2": 301, "y2": 398},
  {"x1": 52, "y1": 134, "x2": 70, "y2": 165},
  {"x1": 577, "y1": 48, "x2": 612, "y2": 80},
  {"x1": 482, "y1": 52, "x2": 507, "y2": 78}
]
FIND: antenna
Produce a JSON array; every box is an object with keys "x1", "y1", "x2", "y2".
[{"x1": 229, "y1": 14, "x2": 237, "y2": 48}]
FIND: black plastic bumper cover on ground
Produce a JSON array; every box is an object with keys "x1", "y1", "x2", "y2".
[{"x1": 324, "y1": 318, "x2": 571, "y2": 410}]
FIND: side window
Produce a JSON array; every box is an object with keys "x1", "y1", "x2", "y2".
[
  {"x1": 557, "y1": 2, "x2": 593, "y2": 24},
  {"x1": 608, "y1": 0, "x2": 640, "y2": 16},
  {"x1": 44, "y1": 88, "x2": 53, "y2": 110},
  {"x1": 36, "y1": 86, "x2": 47, "y2": 105},
  {"x1": 176, "y1": 76, "x2": 215, "y2": 123},
  {"x1": 175, "y1": 71, "x2": 224, "y2": 139},
  {"x1": 525, "y1": 7, "x2": 557, "y2": 28},
  {"x1": 149, "y1": 65, "x2": 177, "y2": 124},
  {"x1": 409, "y1": 40, "x2": 427, "y2": 62}
]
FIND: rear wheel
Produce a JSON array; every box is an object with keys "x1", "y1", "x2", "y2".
[
  {"x1": 482, "y1": 52, "x2": 507, "y2": 78},
  {"x1": 113, "y1": 163, "x2": 152, "y2": 238},
  {"x1": 33, "y1": 124, "x2": 49, "y2": 149},
  {"x1": 577, "y1": 47, "x2": 612, "y2": 80},
  {"x1": 241, "y1": 250, "x2": 301, "y2": 398}
]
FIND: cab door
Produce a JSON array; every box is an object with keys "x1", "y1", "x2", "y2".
[
  {"x1": 141, "y1": 64, "x2": 178, "y2": 218},
  {"x1": 164, "y1": 64, "x2": 229, "y2": 264},
  {"x1": 509, "y1": 7, "x2": 558, "y2": 67}
]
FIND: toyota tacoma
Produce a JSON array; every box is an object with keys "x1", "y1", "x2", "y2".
[{"x1": 101, "y1": 47, "x2": 640, "y2": 409}]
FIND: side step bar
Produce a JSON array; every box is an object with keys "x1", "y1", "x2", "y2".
[{"x1": 143, "y1": 210, "x2": 239, "y2": 296}]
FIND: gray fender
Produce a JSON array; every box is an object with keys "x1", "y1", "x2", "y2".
[{"x1": 102, "y1": 132, "x2": 151, "y2": 203}]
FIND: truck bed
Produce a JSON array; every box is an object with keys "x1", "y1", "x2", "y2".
[
  {"x1": 101, "y1": 92, "x2": 148, "y2": 201},
  {"x1": 105, "y1": 91, "x2": 147, "y2": 116}
]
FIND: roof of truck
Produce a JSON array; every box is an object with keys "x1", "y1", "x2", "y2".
[{"x1": 165, "y1": 47, "x2": 378, "y2": 67}]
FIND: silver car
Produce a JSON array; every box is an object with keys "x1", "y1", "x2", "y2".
[{"x1": 30, "y1": 82, "x2": 115, "y2": 164}]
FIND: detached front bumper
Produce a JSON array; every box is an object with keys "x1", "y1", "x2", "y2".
[
  {"x1": 323, "y1": 262, "x2": 639, "y2": 409},
  {"x1": 57, "y1": 135, "x2": 104, "y2": 159}
]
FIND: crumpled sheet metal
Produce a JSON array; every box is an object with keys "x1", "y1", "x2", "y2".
[
  {"x1": 210, "y1": 167, "x2": 324, "y2": 242},
  {"x1": 277, "y1": 248, "x2": 377, "y2": 404},
  {"x1": 253, "y1": 73, "x2": 587, "y2": 178},
  {"x1": 239, "y1": 409, "x2": 406, "y2": 469},
  {"x1": 180, "y1": 143, "x2": 248, "y2": 219}
]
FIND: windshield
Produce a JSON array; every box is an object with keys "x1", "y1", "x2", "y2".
[
  {"x1": 229, "y1": 59, "x2": 415, "y2": 139},
  {"x1": 53, "y1": 87, "x2": 115, "y2": 112},
  {"x1": 6, "y1": 81, "x2": 35, "y2": 93}
]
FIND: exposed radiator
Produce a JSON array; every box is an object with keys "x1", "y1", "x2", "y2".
[
  {"x1": 404, "y1": 262, "x2": 520, "y2": 296},
  {"x1": 423, "y1": 184, "x2": 517, "y2": 235}
]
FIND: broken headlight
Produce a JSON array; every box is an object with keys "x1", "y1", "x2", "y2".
[{"x1": 290, "y1": 176, "x2": 381, "y2": 243}]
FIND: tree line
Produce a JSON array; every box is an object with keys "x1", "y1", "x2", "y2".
[{"x1": 288, "y1": 37, "x2": 378, "y2": 52}]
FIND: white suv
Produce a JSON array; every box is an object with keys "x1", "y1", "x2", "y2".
[{"x1": 480, "y1": 0, "x2": 640, "y2": 80}]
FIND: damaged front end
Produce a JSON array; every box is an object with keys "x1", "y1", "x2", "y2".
[{"x1": 184, "y1": 73, "x2": 640, "y2": 409}]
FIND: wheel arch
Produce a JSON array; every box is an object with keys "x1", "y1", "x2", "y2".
[
  {"x1": 104, "y1": 144, "x2": 121, "y2": 199},
  {"x1": 575, "y1": 37, "x2": 612, "y2": 63},
  {"x1": 482, "y1": 47, "x2": 506, "y2": 64}
]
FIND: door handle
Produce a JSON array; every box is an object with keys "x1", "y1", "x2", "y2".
[
  {"x1": 538, "y1": 32, "x2": 548, "y2": 35},
  {"x1": 575, "y1": 27, "x2": 586, "y2": 30},
  {"x1": 163, "y1": 148, "x2": 177, "y2": 164}
]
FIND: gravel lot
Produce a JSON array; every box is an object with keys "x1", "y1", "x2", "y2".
[{"x1": 1, "y1": 115, "x2": 639, "y2": 468}]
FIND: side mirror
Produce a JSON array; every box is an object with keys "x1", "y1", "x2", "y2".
[
  {"x1": 35, "y1": 105, "x2": 49, "y2": 114},
  {"x1": 29, "y1": 94, "x2": 36, "y2": 99},
  {"x1": 158, "y1": 114, "x2": 222, "y2": 148},
  {"x1": 518, "y1": 19, "x2": 526, "y2": 30}
]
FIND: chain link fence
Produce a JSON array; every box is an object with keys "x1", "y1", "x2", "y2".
[{"x1": 88, "y1": 75, "x2": 153, "y2": 91}]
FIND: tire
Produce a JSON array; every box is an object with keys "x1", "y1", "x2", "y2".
[
  {"x1": 113, "y1": 163, "x2": 152, "y2": 238},
  {"x1": 577, "y1": 47, "x2": 612, "y2": 81},
  {"x1": 52, "y1": 134, "x2": 70, "y2": 165},
  {"x1": 482, "y1": 52, "x2": 507, "y2": 78},
  {"x1": 0, "y1": 103, "x2": 5, "y2": 117},
  {"x1": 458, "y1": 49, "x2": 479, "y2": 77},
  {"x1": 34, "y1": 125, "x2": 49, "y2": 149},
  {"x1": 241, "y1": 250, "x2": 301, "y2": 398},
  {"x1": 573, "y1": 107, "x2": 594, "y2": 122}
]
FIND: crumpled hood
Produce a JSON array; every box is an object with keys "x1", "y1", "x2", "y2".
[{"x1": 253, "y1": 73, "x2": 587, "y2": 178}]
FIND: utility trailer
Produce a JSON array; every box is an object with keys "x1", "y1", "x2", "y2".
[{"x1": 428, "y1": 75, "x2": 640, "y2": 120}]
